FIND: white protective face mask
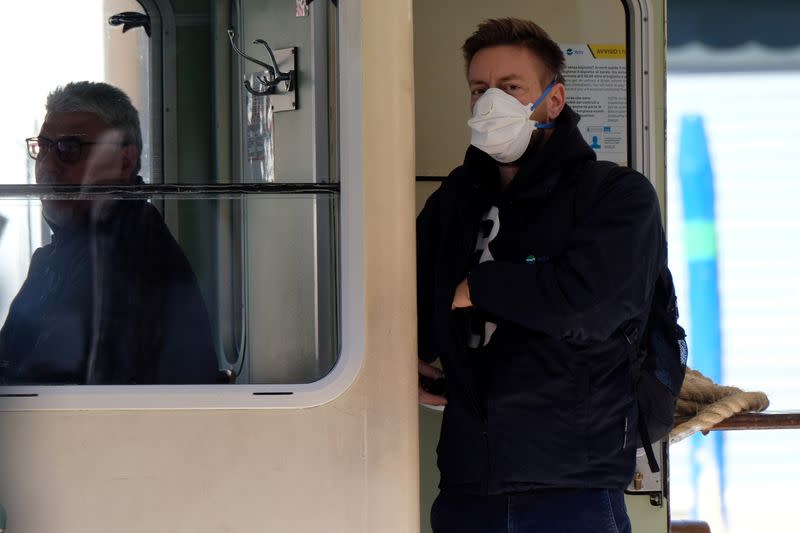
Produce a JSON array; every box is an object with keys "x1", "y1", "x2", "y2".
[{"x1": 467, "y1": 82, "x2": 556, "y2": 163}]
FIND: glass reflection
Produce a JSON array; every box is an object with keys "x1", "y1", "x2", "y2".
[
  {"x1": 0, "y1": 193, "x2": 340, "y2": 386},
  {"x1": 0, "y1": 81, "x2": 217, "y2": 384},
  {"x1": 0, "y1": 197, "x2": 218, "y2": 385}
]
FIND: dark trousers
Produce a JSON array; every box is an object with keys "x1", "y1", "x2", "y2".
[{"x1": 430, "y1": 488, "x2": 632, "y2": 533}]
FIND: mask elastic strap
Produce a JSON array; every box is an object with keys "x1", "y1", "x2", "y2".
[{"x1": 529, "y1": 78, "x2": 558, "y2": 129}]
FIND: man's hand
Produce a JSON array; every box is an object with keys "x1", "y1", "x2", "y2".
[
  {"x1": 418, "y1": 360, "x2": 447, "y2": 406},
  {"x1": 451, "y1": 278, "x2": 472, "y2": 310}
]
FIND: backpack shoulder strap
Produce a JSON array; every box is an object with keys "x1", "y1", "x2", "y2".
[{"x1": 571, "y1": 160, "x2": 626, "y2": 218}]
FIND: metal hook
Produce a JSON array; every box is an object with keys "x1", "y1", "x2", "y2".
[
  {"x1": 253, "y1": 40, "x2": 281, "y2": 76},
  {"x1": 244, "y1": 79, "x2": 272, "y2": 97},
  {"x1": 254, "y1": 40, "x2": 295, "y2": 91},
  {"x1": 109, "y1": 11, "x2": 151, "y2": 37},
  {"x1": 227, "y1": 28, "x2": 275, "y2": 75},
  {"x1": 227, "y1": 28, "x2": 295, "y2": 97}
]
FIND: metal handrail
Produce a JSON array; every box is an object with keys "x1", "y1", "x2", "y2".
[{"x1": 675, "y1": 411, "x2": 800, "y2": 431}]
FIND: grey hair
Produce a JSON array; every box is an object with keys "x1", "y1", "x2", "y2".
[{"x1": 46, "y1": 81, "x2": 142, "y2": 176}]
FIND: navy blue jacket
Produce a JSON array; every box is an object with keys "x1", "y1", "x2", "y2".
[
  {"x1": 417, "y1": 105, "x2": 665, "y2": 494},
  {"x1": 0, "y1": 196, "x2": 218, "y2": 385}
]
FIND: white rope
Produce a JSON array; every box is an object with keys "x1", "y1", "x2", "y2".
[{"x1": 669, "y1": 368, "x2": 769, "y2": 444}]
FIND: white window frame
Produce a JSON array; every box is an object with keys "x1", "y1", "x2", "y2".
[{"x1": 0, "y1": 0, "x2": 365, "y2": 410}]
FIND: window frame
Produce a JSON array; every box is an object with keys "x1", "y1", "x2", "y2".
[
  {"x1": 626, "y1": 0, "x2": 658, "y2": 184},
  {"x1": 0, "y1": 0, "x2": 364, "y2": 410},
  {"x1": 140, "y1": 0, "x2": 174, "y2": 185}
]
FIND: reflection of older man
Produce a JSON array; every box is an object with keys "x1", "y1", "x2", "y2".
[{"x1": 0, "y1": 81, "x2": 218, "y2": 384}]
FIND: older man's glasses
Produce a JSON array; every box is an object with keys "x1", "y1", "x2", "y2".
[{"x1": 25, "y1": 136, "x2": 122, "y2": 164}]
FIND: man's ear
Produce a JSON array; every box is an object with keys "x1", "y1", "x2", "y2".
[
  {"x1": 120, "y1": 144, "x2": 139, "y2": 180},
  {"x1": 546, "y1": 83, "x2": 566, "y2": 121}
]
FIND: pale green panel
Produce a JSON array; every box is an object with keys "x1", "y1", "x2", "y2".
[
  {"x1": 236, "y1": 1, "x2": 331, "y2": 383},
  {"x1": 419, "y1": 406, "x2": 442, "y2": 533},
  {"x1": 627, "y1": 492, "x2": 670, "y2": 532},
  {"x1": 245, "y1": 199, "x2": 318, "y2": 382},
  {"x1": 241, "y1": 0, "x2": 313, "y2": 181}
]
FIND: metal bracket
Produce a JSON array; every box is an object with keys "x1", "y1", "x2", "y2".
[{"x1": 246, "y1": 48, "x2": 297, "y2": 112}]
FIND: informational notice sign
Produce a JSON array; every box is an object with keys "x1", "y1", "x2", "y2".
[{"x1": 560, "y1": 43, "x2": 627, "y2": 164}]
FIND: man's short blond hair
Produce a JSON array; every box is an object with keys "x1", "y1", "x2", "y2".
[{"x1": 462, "y1": 18, "x2": 566, "y2": 85}]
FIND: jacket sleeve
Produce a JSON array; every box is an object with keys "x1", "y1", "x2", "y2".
[
  {"x1": 467, "y1": 169, "x2": 664, "y2": 343},
  {"x1": 416, "y1": 185, "x2": 443, "y2": 363}
]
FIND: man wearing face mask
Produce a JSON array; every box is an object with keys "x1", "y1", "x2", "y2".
[
  {"x1": 0, "y1": 81, "x2": 218, "y2": 385},
  {"x1": 416, "y1": 19, "x2": 665, "y2": 532}
]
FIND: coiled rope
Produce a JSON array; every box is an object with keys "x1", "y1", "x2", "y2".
[{"x1": 669, "y1": 368, "x2": 770, "y2": 444}]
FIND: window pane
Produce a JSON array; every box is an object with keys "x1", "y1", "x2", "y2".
[
  {"x1": 0, "y1": 191, "x2": 339, "y2": 385},
  {"x1": 231, "y1": 0, "x2": 336, "y2": 184}
]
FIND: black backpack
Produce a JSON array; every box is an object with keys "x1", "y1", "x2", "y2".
[
  {"x1": 576, "y1": 160, "x2": 688, "y2": 473},
  {"x1": 624, "y1": 264, "x2": 688, "y2": 472}
]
